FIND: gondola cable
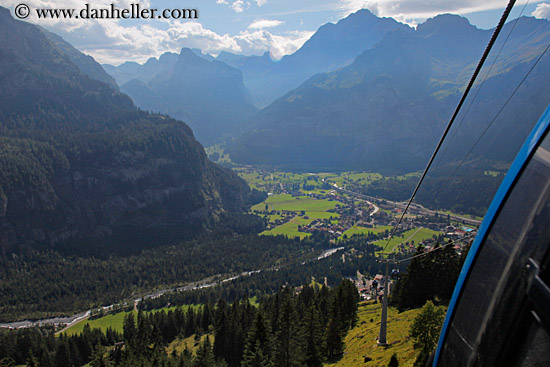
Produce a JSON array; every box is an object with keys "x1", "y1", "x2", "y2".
[
  {"x1": 444, "y1": 40, "x2": 550, "y2": 182},
  {"x1": 397, "y1": 233, "x2": 476, "y2": 264},
  {"x1": 435, "y1": 0, "x2": 531, "y2": 167},
  {"x1": 382, "y1": 0, "x2": 518, "y2": 253}
]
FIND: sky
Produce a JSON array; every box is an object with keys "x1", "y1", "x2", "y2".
[{"x1": 3, "y1": 0, "x2": 550, "y2": 65}]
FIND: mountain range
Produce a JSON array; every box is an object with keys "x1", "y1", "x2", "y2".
[
  {"x1": 2, "y1": 5, "x2": 548, "y2": 253},
  {"x1": 227, "y1": 14, "x2": 550, "y2": 172},
  {"x1": 102, "y1": 10, "x2": 550, "y2": 174},
  {"x1": 0, "y1": 6, "x2": 253, "y2": 253},
  {"x1": 218, "y1": 9, "x2": 411, "y2": 106},
  {"x1": 103, "y1": 9, "x2": 409, "y2": 145},
  {"x1": 104, "y1": 48, "x2": 258, "y2": 146}
]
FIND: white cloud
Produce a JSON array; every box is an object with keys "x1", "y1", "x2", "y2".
[
  {"x1": 3, "y1": 0, "x2": 314, "y2": 64},
  {"x1": 532, "y1": 2, "x2": 550, "y2": 20},
  {"x1": 234, "y1": 29, "x2": 314, "y2": 59},
  {"x1": 248, "y1": 19, "x2": 285, "y2": 29},
  {"x1": 268, "y1": 30, "x2": 315, "y2": 59},
  {"x1": 231, "y1": 0, "x2": 248, "y2": 13},
  {"x1": 217, "y1": 0, "x2": 267, "y2": 13}
]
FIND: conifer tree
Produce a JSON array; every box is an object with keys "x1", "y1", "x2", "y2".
[
  {"x1": 179, "y1": 346, "x2": 193, "y2": 367},
  {"x1": 336, "y1": 279, "x2": 359, "y2": 329},
  {"x1": 242, "y1": 310, "x2": 274, "y2": 367},
  {"x1": 185, "y1": 308, "x2": 197, "y2": 337},
  {"x1": 89, "y1": 345, "x2": 114, "y2": 367},
  {"x1": 193, "y1": 337, "x2": 215, "y2": 367},
  {"x1": 25, "y1": 352, "x2": 39, "y2": 367},
  {"x1": 213, "y1": 300, "x2": 229, "y2": 362},
  {"x1": 202, "y1": 302, "x2": 212, "y2": 332},
  {"x1": 123, "y1": 312, "x2": 137, "y2": 346},
  {"x1": 301, "y1": 304, "x2": 324, "y2": 367},
  {"x1": 54, "y1": 340, "x2": 72, "y2": 367},
  {"x1": 274, "y1": 291, "x2": 302, "y2": 367},
  {"x1": 136, "y1": 310, "x2": 152, "y2": 353},
  {"x1": 392, "y1": 246, "x2": 428, "y2": 311},
  {"x1": 324, "y1": 311, "x2": 344, "y2": 360}
]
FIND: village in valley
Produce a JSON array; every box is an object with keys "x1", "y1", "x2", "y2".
[{"x1": 238, "y1": 167, "x2": 479, "y2": 259}]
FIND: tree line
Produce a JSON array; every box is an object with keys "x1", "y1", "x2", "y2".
[
  {"x1": 1, "y1": 231, "x2": 384, "y2": 322},
  {"x1": 0, "y1": 280, "x2": 360, "y2": 367},
  {"x1": 0, "y1": 233, "x2": 317, "y2": 322},
  {"x1": 353, "y1": 169, "x2": 502, "y2": 217},
  {"x1": 139, "y1": 234, "x2": 381, "y2": 311},
  {"x1": 391, "y1": 241, "x2": 469, "y2": 311}
]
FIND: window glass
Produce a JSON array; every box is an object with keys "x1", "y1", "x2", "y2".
[{"x1": 438, "y1": 132, "x2": 550, "y2": 366}]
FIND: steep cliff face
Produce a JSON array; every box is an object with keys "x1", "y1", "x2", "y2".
[
  {"x1": 0, "y1": 7, "x2": 250, "y2": 252},
  {"x1": 113, "y1": 48, "x2": 259, "y2": 146}
]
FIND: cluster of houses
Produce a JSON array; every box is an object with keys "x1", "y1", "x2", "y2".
[
  {"x1": 247, "y1": 170, "x2": 478, "y2": 255},
  {"x1": 293, "y1": 191, "x2": 398, "y2": 238},
  {"x1": 298, "y1": 218, "x2": 345, "y2": 238},
  {"x1": 353, "y1": 273, "x2": 395, "y2": 301},
  {"x1": 263, "y1": 210, "x2": 296, "y2": 230}
]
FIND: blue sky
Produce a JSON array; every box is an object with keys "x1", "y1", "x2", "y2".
[{"x1": 3, "y1": 0, "x2": 550, "y2": 64}]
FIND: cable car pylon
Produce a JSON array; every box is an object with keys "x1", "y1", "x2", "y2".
[{"x1": 377, "y1": 254, "x2": 399, "y2": 346}]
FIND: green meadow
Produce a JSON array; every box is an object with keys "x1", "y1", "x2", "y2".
[
  {"x1": 374, "y1": 227, "x2": 442, "y2": 253},
  {"x1": 261, "y1": 211, "x2": 340, "y2": 239},
  {"x1": 436, "y1": 209, "x2": 484, "y2": 222},
  {"x1": 325, "y1": 172, "x2": 383, "y2": 187},
  {"x1": 250, "y1": 193, "x2": 343, "y2": 239},
  {"x1": 343, "y1": 225, "x2": 393, "y2": 238},
  {"x1": 62, "y1": 305, "x2": 200, "y2": 336},
  {"x1": 62, "y1": 311, "x2": 131, "y2": 336},
  {"x1": 252, "y1": 193, "x2": 338, "y2": 211}
]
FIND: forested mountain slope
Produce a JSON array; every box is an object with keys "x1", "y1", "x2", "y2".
[
  {"x1": 105, "y1": 48, "x2": 259, "y2": 146},
  {"x1": 228, "y1": 15, "x2": 550, "y2": 172},
  {"x1": 219, "y1": 9, "x2": 411, "y2": 106},
  {"x1": 0, "y1": 7, "x2": 253, "y2": 254}
]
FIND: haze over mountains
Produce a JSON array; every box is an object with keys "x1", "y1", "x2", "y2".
[
  {"x1": 218, "y1": 9, "x2": 411, "y2": 106},
  {"x1": 104, "y1": 9, "x2": 409, "y2": 145},
  {"x1": 105, "y1": 49, "x2": 258, "y2": 146},
  {"x1": 0, "y1": 7, "x2": 253, "y2": 252},
  {"x1": 2, "y1": 5, "x2": 549, "y2": 250},
  {"x1": 226, "y1": 14, "x2": 550, "y2": 172},
  {"x1": 104, "y1": 10, "x2": 550, "y2": 173}
]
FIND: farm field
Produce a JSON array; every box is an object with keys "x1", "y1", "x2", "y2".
[
  {"x1": 343, "y1": 225, "x2": 393, "y2": 238},
  {"x1": 62, "y1": 305, "x2": 200, "y2": 336},
  {"x1": 62, "y1": 311, "x2": 131, "y2": 336},
  {"x1": 252, "y1": 193, "x2": 338, "y2": 212},
  {"x1": 240, "y1": 169, "x2": 455, "y2": 246},
  {"x1": 373, "y1": 227, "x2": 442, "y2": 253},
  {"x1": 325, "y1": 172, "x2": 383, "y2": 187},
  {"x1": 261, "y1": 212, "x2": 340, "y2": 239},
  {"x1": 251, "y1": 192, "x2": 344, "y2": 239},
  {"x1": 436, "y1": 209, "x2": 484, "y2": 222}
]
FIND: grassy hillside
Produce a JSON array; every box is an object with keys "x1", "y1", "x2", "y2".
[
  {"x1": 62, "y1": 305, "x2": 200, "y2": 336},
  {"x1": 372, "y1": 228, "x2": 442, "y2": 252},
  {"x1": 166, "y1": 333, "x2": 214, "y2": 355},
  {"x1": 343, "y1": 225, "x2": 393, "y2": 238},
  {"x1": 328, "y1": 301, "x2": 421, "y2": 367}
]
